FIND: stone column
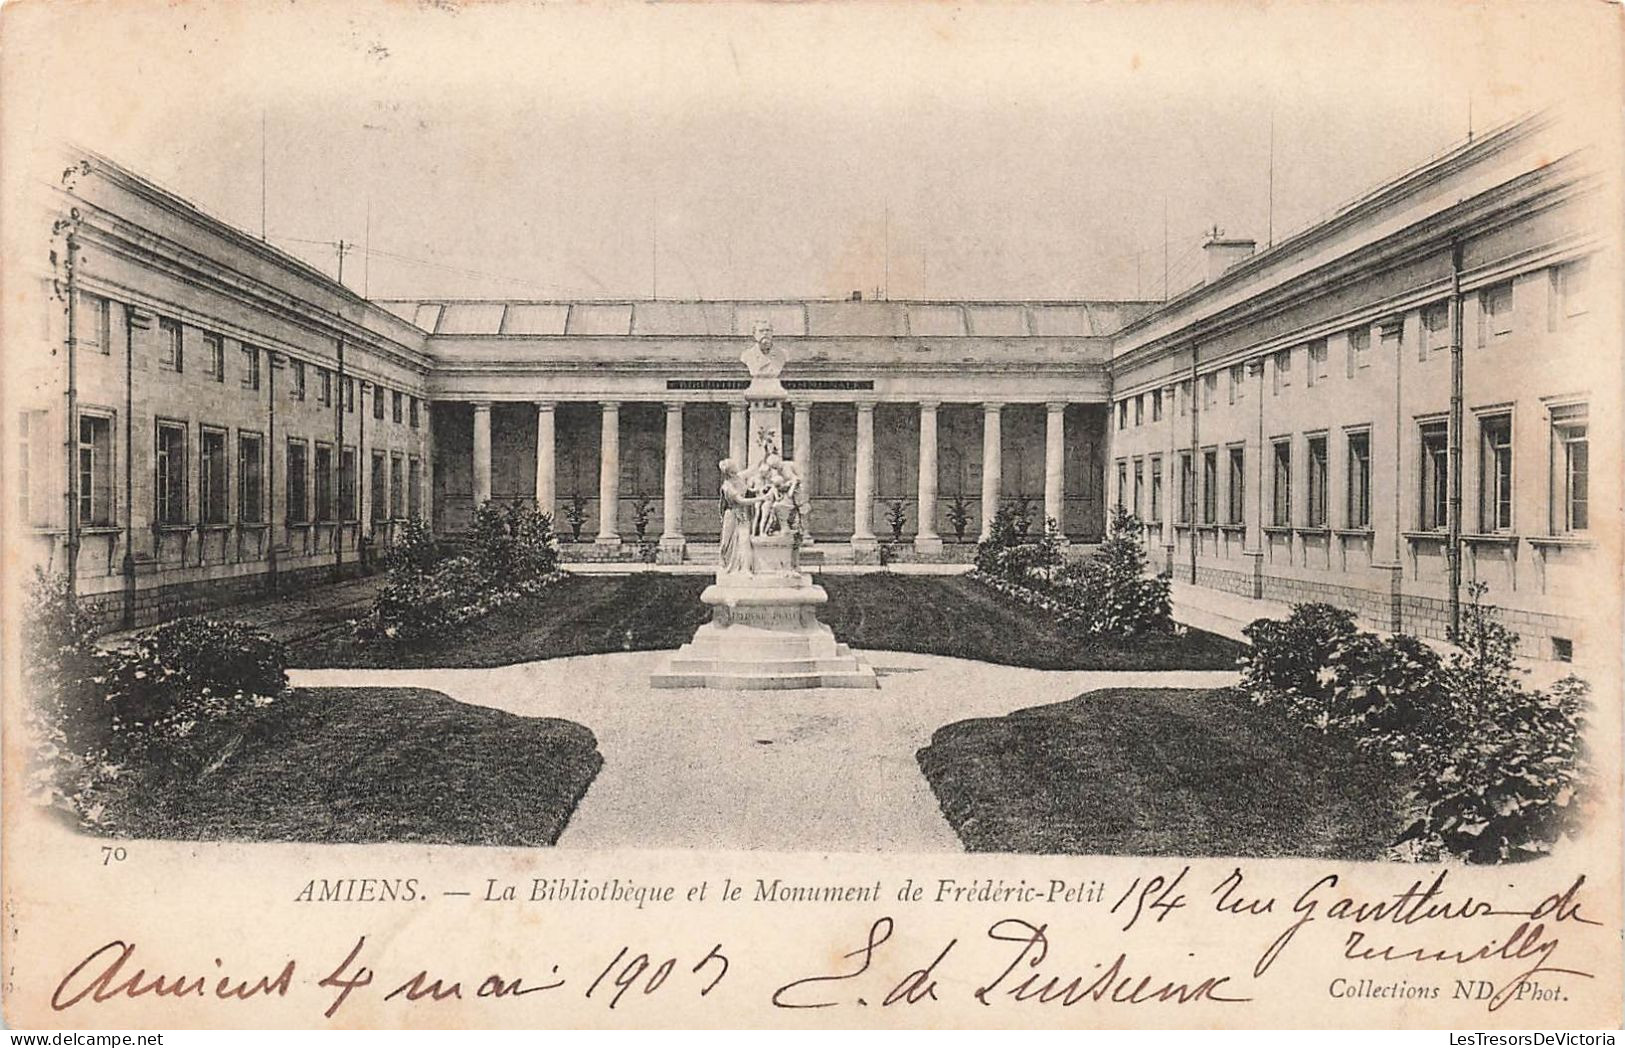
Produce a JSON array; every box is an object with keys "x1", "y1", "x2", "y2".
[
  {"x1": 661, "y1": 401, "x2": 685, "y2": 552},
  {"x1": 422, "y1": 402, "x2": 434, "y2": 530},
  {"x1": 915, "y1": 400, "x2": 942, "y2": 554},
  {"x1": 851, "y1": 401, "x2": 877, "y2": 551},
  {"x1": 534, "y1": 401, "x2": 555, "y2": 518},
  {"x1": 728, "y1": 403, "x2": 748, "y2": 467},
  {"x1": 596, "y1": 400, "x2": 620, "y2": 545},
  {"x1": 793, "y1": 401, "x2": 813, "y2": 473},
  {"x1": 472, "y1": 401, "x2": 492, "y2": 508},
  {"x1": 1045, "y1": 401, "x2": 1067, "y2": 541},
  {"x1": 979, "y1": 402, "x2": 1003, "y2": 541}
]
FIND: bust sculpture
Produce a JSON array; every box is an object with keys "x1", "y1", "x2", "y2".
[{"x1": 740, "y1": 322, "x2": 788, "y2": 380}]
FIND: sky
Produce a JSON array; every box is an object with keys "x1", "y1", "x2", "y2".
[{"x1": 6, "y1": 1, "x2": 1613, "y2": 303}]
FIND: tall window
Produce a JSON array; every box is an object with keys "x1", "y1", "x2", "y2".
[
  {"x1": 156, "y1": 421, "x2": 188, "y2": 524},
  {"x1": 1306, "y1": 434, "x2": 1328, "y2": 527},
  {"x1": 290, "y1": 360, "x2": 306, "y2": 401},
  {"x1": 1149, "y1": 455, "x2": 1163, "y2": 523},
  {"x1": 200, "y1": 428, "x2": 229, "y2": 524},
  {"x1": 78, "y1": 414, "x2": 113, "y2": 526},
  {"x1": 1131, "y1": 459, "x2": 1144, "y2": 518},
  {"x1": 1151, "y1": 390, "x2": 1163, "y2": 422},
  {"x1": 1133, "y1": 395, "x2": 1144, "y2": 426},
  {"x1": 1202, "y1": 373, "x2": 1218, "y2": 410},
  {"x1": 1272, "y1": 347, "x2": 1292, "y2": 394},
  {"x1": 1117, "y1": 401, "x2": 1128, "y2": 431},
  {"x1": 391, "y1": 453, "x2": 405, "y2": 518},
  {"x1": 1419, "y1": 421, "x2": 1449, "y2": 531},
  {"x1": 373, "y1": 387, "x2": 386, "y2": 420},
  {"x1": 1551, "y1": 258, "x2": 1589, "y2": 325},
  {"x1": 318, "y1": 368, "x2": 332, "y2": 406},
  {"x1": 81, "y1": 293, "x2": 111, "y2": 355},
  {"x1": 1271, "y1": 439, "x2": 1292, "y2": 526},
  {"x1": 1421, "y1": 301, "x2": 1450, "y2": 358},
  {"x1": 1229, "y1": 363, "x2": 1246, "y2": 404},
  {"x1": 314, "y1": 443, "x2": 334, "y2": 521},
  {"x1": 1551, "y1": 405, "x2": 1588, "y2": 533},
  {"x1": 1115, "y1": 460, "x2": 1127, "y2": 508},
  {"x1": 409, "y1": 397, "x2": 421, "y2": 429},
  {"x1": 159, "y1": 317, "x2": 183, "y2": 371},
  {"x1": 1346, "y1": 430, "x2": 1371, "y2": 529},
  {"x1": 1481, "y1": 281, "x2": 1514, "y2": 341},
  {"x1": 1479, "y1": 414, "x2": 1513, "y2": 532},
  {"x1": 203, "y1": 333, "x2": 225, "y2": 381},
  {"x1": 1179, "y1": 379, "x2": 1191, "y2": 415},
  {"x1": 1307, "y1": 339, "x2": 1329, "y2": 385},
  {"x1": 286, "y1": 439, "x2": 309, "y2": 523},
  {"x1": 239, "y1": 433, "x2": 264, "y2": 523},
  {"x1": 340, "y1": 447, "x2": 358, "y2": 520},
  {"x1": 408, "y1": 455, "x2": 423, "y2": 517},
  {"x1": 1201, "y1": 449, "x2": 1218, "y2": 523},
  {"x1": 1346, "y1": 329, "x2": 1371, "y2": 378},
  {"x1": 1179, "y1": 451, "x2": 1195, "y2": 524},
  {"x1": 241, "y1": 345, "x2": 262, "y2": 391},
  {"x1": 370, "y1": 451, "x2": 387, "y2": 521},
  {"x1": 344, "y1": 378, "x2": 355, "y2": 413},
  {"x1": 1227, "y1": 446, "x2": 1245, "y2": 525},
  {"x1": 392, "y1": 391, "x2": 404, "y2": 424}
]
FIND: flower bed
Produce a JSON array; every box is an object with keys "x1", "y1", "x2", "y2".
[{"x1": 354, "y1": 502, "x2": 562, "y2": 647}]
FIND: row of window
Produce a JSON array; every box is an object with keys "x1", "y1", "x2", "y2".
[
  {"x1": 1115, "y1": 258, "x2": 1592, "y2": 431},
  {"x1": 60, "y1": 414, "x2": 422, "y2": 529},
  {"x1": 1116, "y1": 402, "x2": 1588, "y2": 537},
  {"x1": 79, "y1": 293, "x2": 422, "y2": 428}
]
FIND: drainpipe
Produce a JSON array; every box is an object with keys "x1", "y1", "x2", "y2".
[
  {"x1": 121, "y1": 305, "x2": 135, "y2": 627},
  {"x1": 1448, "y1": 243, "x2": 1465, "y2": 635},
  {"x1": 63, "y1": 232, "x2": 80, "y2": 607},
  {"x1": 334, "y1": 337, "x2": 345, "y2": 580},
  {"x1": 1188, "y1": 352, "x2": 1200, "y2": 585},
  {"x1": 267, "y1": 351, "x2": 278, "y2": 592}
]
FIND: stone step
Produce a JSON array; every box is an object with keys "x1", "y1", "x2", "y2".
[
  {"x1": 662, "y1": 656, "x2": 867, "y2": 675},
  {"x1": 648, "y1": 667, "x2": 879, "y2": 690}
]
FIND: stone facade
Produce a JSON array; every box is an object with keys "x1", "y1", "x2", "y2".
[{"x1": 12, "y1": 113, "x2": 1620, "y2": 662}]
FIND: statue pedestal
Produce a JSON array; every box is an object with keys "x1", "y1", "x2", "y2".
[{"x1": 651, "y1": 536, "x2": 878, "y2": 690}]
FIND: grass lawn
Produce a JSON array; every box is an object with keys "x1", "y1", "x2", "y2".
[
  {"x1": 289, "y1": 572, "x2": 1241, "y2": 671},
  {"x1": 91, "y1": 687, "x2": 602, "y2": 846},
  {"x1": 917, "y1": 687, "x2": 1410, "y2": 859}
]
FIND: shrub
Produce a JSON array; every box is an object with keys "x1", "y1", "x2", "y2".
[
  {"x1": 1323, "y1": 632, "x2": 1449, "y2": 750},
  {"x1": 1239, "y1": 603, "x2": 1359, "y2": 707},
  {"x1": 1082, "y1": 505, "x2": 1172, "y2": 634},
  {"x1": 1397, "y1": 585, "x2": 1593, "y2": 863},
  {"x1": 384, "y1": 515, "x2": 441, "y2": 574},
  {"x1": 975, "y1": 508, "x2": 1061, "y2": 583},
  {"x1": 22, "y1": 581, "x2": 287, "y2": 829},
  {"x1": 472, "y1": 500, "x2": 559, "y2": 583}
]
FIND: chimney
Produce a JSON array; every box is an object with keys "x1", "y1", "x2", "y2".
[
  {"x1": 1203, "y1": 236, "x2": 1256, "y2": 283},
  {"x1": 850, "y1": 290, "x2": 863, "y2": 301}
]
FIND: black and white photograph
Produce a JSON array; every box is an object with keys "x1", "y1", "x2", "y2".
[{"x1": 2, "y1": 0, "x2": 1621, "y2": 1033}]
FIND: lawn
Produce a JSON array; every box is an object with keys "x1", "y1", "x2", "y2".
[
  {"x1": 90, "y1": 687, "x2": 603, "y2": 846},
  {"x1": 917, "y1": 687, "x2": 1410, "y2": 859},
  {"x1": 289, "y1": 572, "x2": 1242, "y2": 671}
]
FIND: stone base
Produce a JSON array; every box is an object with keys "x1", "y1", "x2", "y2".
[{"x1": 651, "y1": 555, "x2": 878, "y2": 690}]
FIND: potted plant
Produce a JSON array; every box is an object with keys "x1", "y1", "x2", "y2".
[
  {"x1": 947, "y1": 492, "x2": 971, "y2": 543},
  {"x1": 631, "y1": 495, "x2": 655, "y2": 541},
  {"x1": 885, "y1": 498, "x2": 907, "y2": 542},
  {"x1": 563, "y1": 491, "x2": 588, "y2": 543},
  {"x1": 1011, "y1": 494, "x2": 1034, "y2": 538}
]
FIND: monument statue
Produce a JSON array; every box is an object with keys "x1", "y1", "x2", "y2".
[{"x1": 651, "y1": 324, "x2": 877, "y2": 689}]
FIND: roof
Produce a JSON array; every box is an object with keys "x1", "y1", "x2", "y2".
[{"x1": 377, "y1": 298, "x2": 1163, "y2": 338}]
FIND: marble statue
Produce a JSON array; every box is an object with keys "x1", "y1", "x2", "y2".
[{"x1": 740, "y1": 322, "x2": 787, "y2": 380}]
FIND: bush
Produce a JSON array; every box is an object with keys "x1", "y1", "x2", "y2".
[
  {"x1": 975, "y1": 508, "x2": 1062, "y2": 583},
  {"x1": 22, "y1": 576, "x2": 287, "y2": 830},
  {"x1": 1239, "y1": 583, "x2": 1594, "y2": 863},
  {"x1": 1074, "y1": 505, "x2": 1172, "y2": 635},
  {"x1": 1397, "y1": 584, "x2": 1592, "y2": 863},
  {"x1": 385, "y1": 516, "x2": 441, "y2": 574},
  {"x1": 1240, "y1": 603, "x2": 1359, "y2": 707},
  {"x1": 358, "y1": 499, "x2": 562, "y2": 647},
  {"x1": 472, "y1": 500, "x2": 558, "y2": 583}
]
